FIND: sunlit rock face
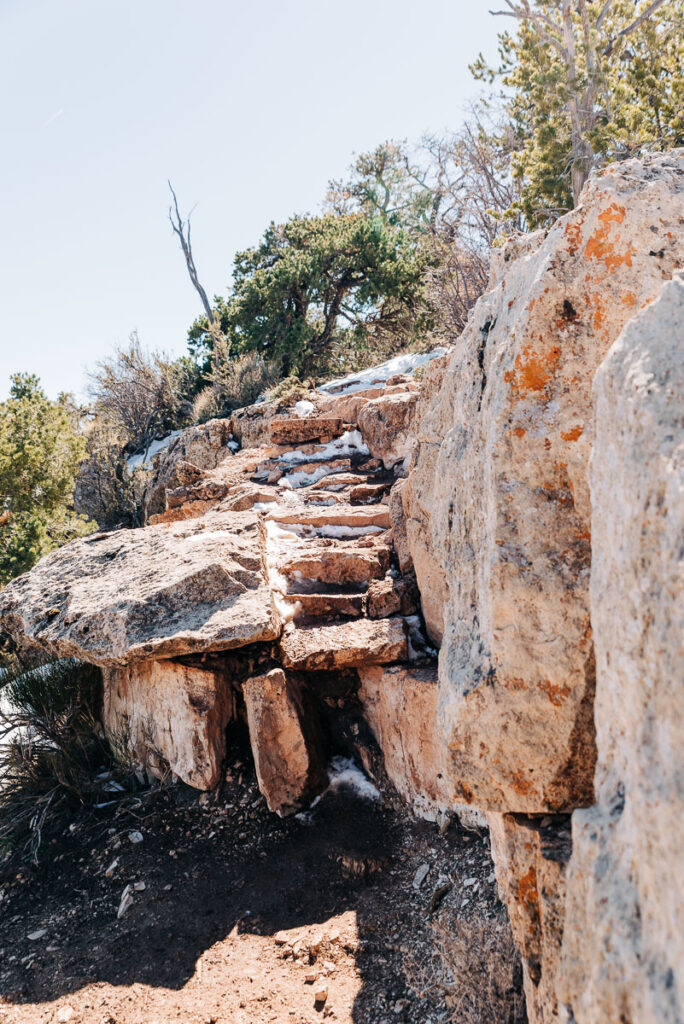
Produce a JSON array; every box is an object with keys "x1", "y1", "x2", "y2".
[
  {"x1": 557, "y1": 276, "x2": 684, "y2": 1024},
  {"x1": 242, "y1": 668, "x2": 327, "y2": 816},
  {"x1": 403, "y1": 151, "x2": 684, "y2": 814},
  {"x1": 103, "y1": 659, "x2": 235, "y2": 790}
]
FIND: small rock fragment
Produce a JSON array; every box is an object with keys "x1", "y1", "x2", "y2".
[
  {"x1": 117, "y1": 884, "x2": 134, "y2": 919},
  {"x1": 128, "y1": 831, "x2": 143, "y2": 844},
  {"x1": 314, "y1": 984, "x2": 328, "y2": 1004},
  {"x1": 412, "y1": 863, "x2": 430, "y2": 889},
  {"x1": 27, "y1": 929, "x2": 47, "y2": 941}
]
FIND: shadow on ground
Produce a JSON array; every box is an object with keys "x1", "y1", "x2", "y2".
[{"x1": 0, "y1": 724, "x2": 503, "y2": 1023}]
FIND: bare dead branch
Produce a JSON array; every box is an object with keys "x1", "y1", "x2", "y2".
[{"x1": 168, "y1": 181, "x2": 215, "y2": 327}]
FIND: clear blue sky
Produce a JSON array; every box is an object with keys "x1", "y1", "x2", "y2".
[{"x1": 0, "y1": 0, "x2": 500, "y2": 400}]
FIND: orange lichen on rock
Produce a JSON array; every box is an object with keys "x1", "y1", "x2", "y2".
[
  {"x1": 511, "y1": 345, "x2": 562, "y2": 394},
  {"x1": 561, "y1": 425, "x2": 584, "y2": 442},
  {"x1": 585, "y1": 203, "x2": 635, "y2": 271},
  {"x1": 537, "y1": 680, "x2": 572, "y2": 707},
  {"x1": 517, "y1": 865, "x2": 540, "y2": 920}
]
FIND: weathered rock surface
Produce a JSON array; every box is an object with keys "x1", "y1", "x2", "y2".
[
  {"x1": 103, "y1": 660, "x2": 234, "y2": 789},
  {"x1": 557, "y1": 275, "x2": 684, "y2": 1024},
  {"x1": 280, "y1": 617, "x2": 407, "y2": 670},
  {"x1": 366, "y1": 576, "x2": 419, "y2": 619},
  {"x1": 0, "y1": 511, "x2": 280, "y2": 665},
  {"x1": 242, "y1": 668, "x2": 327, "y2": 815},
  {"x1": 142, "y1": 419, "x2": 233, "y2": 521},
  {"x1": 404, "y1": 151, "x2": 684, "y2": 813},
  {"x1": 357, "y1": 390, "x2": 418, "y2": 469},
  {"x1": 489, "y1": 812, "x2": 571, "y2": 1024},
  {"x1": 270, "y1": 417, "x2": 343, "y2": 445}
]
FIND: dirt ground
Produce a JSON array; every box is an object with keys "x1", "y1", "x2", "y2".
[{"x1": 0, "y1": 725, "x2": 516, "y2": 1024}]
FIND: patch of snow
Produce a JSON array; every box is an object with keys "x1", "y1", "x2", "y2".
[
  {"x1": 277, "y1": 430, "x2": 370, "y2": 466},
  {"x1": 315, "y1": 756, "x2": 382, "y2": 803},
  {"x1": 228, "y1": 440, "x2": 240, "y2": 452},
  {"x1": 253, "y1": 500, "x2": 279, "y2": 511},
  {"x1": 279, "y1": 465, "x2": 335, "y2": 490},
  {"x1": 295, "y1": 400, "x2": 315, "y2": 418},
  {"x1": 127, "y1": 430, "x2": 183, "y2": 471},
  {"x1": 318, "y1": 348, "x2": 447, "y2": 397},
  {"x1": 315, "y1": 524, "x2": 383, "y2": 539}
]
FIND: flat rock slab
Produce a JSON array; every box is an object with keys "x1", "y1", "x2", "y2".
[
  {"x1": 280, "y1": 617, "x2": 407, "y2": 670},
  {"x1": 278, "y1": 547, "x2": 390, "y2": 585},
  {"x1": 0, "y1": 511, "x2": 280, "y2": 666},
  {"x1": 270, "y1": 418, "x2": 343, "y2": 445}
]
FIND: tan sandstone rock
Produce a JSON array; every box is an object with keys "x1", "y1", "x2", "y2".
[
  {"x1": 0, "y1": 511, "x2": 280, "y2": 665},
  {"x1": 103, "y1": 660, "x2": 234, "y2": 790},
  {"x1": 357, "y1": 390, "x2": 419, "y2": 469},
  {"x1": 242, "y1": 669, "x2": 327, "y2": 815},
  {"x1": 488, "y1": 812, "x2": 571, "y2": 1024},
  {"x1": 556, "y1": 276, "x2": 684, "y2": 1024},
  {"x1": 270, "y1": 417, "x2": 343, "y2": 445},
  {"x1": 358, "y1": 664, "x2": 483, "y2": 826},
  {"x1": 403, "y1": 151, "x2": 684, "y2": 813},
  {"x1": 142, "y1": 418, "x2": 233, "y2": 521}
]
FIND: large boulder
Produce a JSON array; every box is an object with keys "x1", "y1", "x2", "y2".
[
  {"x1": 403, "y1": 151, "x2": 684, "y2": 813},
  {"x1": 242, "y1": 668, "x2": 327, "y2": 815},
  {"x1": 103, "y1": 660, "x2": 234, "y2": 790},
  {"x1": 357, "y1": 388, "x2": 419, "y2": 469},
  {"x1": 0, "y1": 511, "x2": 280, "y2": 665},
  {"x1": 557, "y1": 276, "x2": 684, "y2": 1024},
  {"x1": 142, "y1": 418, "x2": 233, "y2": 521}
]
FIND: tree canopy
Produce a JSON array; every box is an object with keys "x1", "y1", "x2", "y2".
[
  {"x1": 189, "y1": 210, "x2": 432, "y2": 378},
  {"x1": 473, "y1": 0, "x2": 684, "y2": 224},
  {"x1": 0, "y1": 375, "x2": 93, "y2": 584}
]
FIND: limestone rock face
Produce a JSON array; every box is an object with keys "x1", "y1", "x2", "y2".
[
  {"x1": 357, "y1": 390, "x2": 419, "y2": 469},
  {"x1": 0, "y1": 511, "x2": 280, "y2": 665},
  {"x1": 142, "y1": 419, "x2": 233, "y2": 521},
  {"x1": 557, "y1": 276, "x2": 684, "y2": 1024},
  {"x1": 489, "y1": 812, "x2": 571, "y2": 1024},
  {"x1": 103, "y1": 660, "x2": 234, "y2": 790},
  {"x1": 242, "y1": 668, "x2": 327, "y2": 815},
  {"x1": 404, "y1": 151, "x2": 684, "y2": 812}
]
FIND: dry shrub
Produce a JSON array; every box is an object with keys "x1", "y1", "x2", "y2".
[
  {"x1": 405, "y1": 909, "x2": 527, "y2": 1024},
  {"x1": 207, "y1": 350, "x2": 278, "y2": 418},
  {"x1": 0, "y1": 658, "x2": 140, "y2": 870}
]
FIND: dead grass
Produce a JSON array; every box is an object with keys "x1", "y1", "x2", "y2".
[
  {"x1": 0, "y1": 658, "x2": 140, "y2": 870},
  {"x1": 404, "y1": 908, "x2": 527, "y2": 1023}
]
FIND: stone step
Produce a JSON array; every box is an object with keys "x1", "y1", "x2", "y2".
[
  {"x1": 309, "y1": 472, "x2": 370, "y2": 491},
  {"x1": 280, "y1": 617, "x2": 408, "y2": 670},
  {"x1": 350, "y1": 482, "x2": 391, "y2": 504},
  {"x1": 270, "y1": 417, "x2": 343, "y2": 445},
  {"x1": 285, "y1": 592, "x2": 365, "y2": 620},
  {"x1": 278, "y1": 547, "x2": 390, "y2": 585},
  {"x1": 265, "y1": 504, "x2": 391, "y2": 530}
]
